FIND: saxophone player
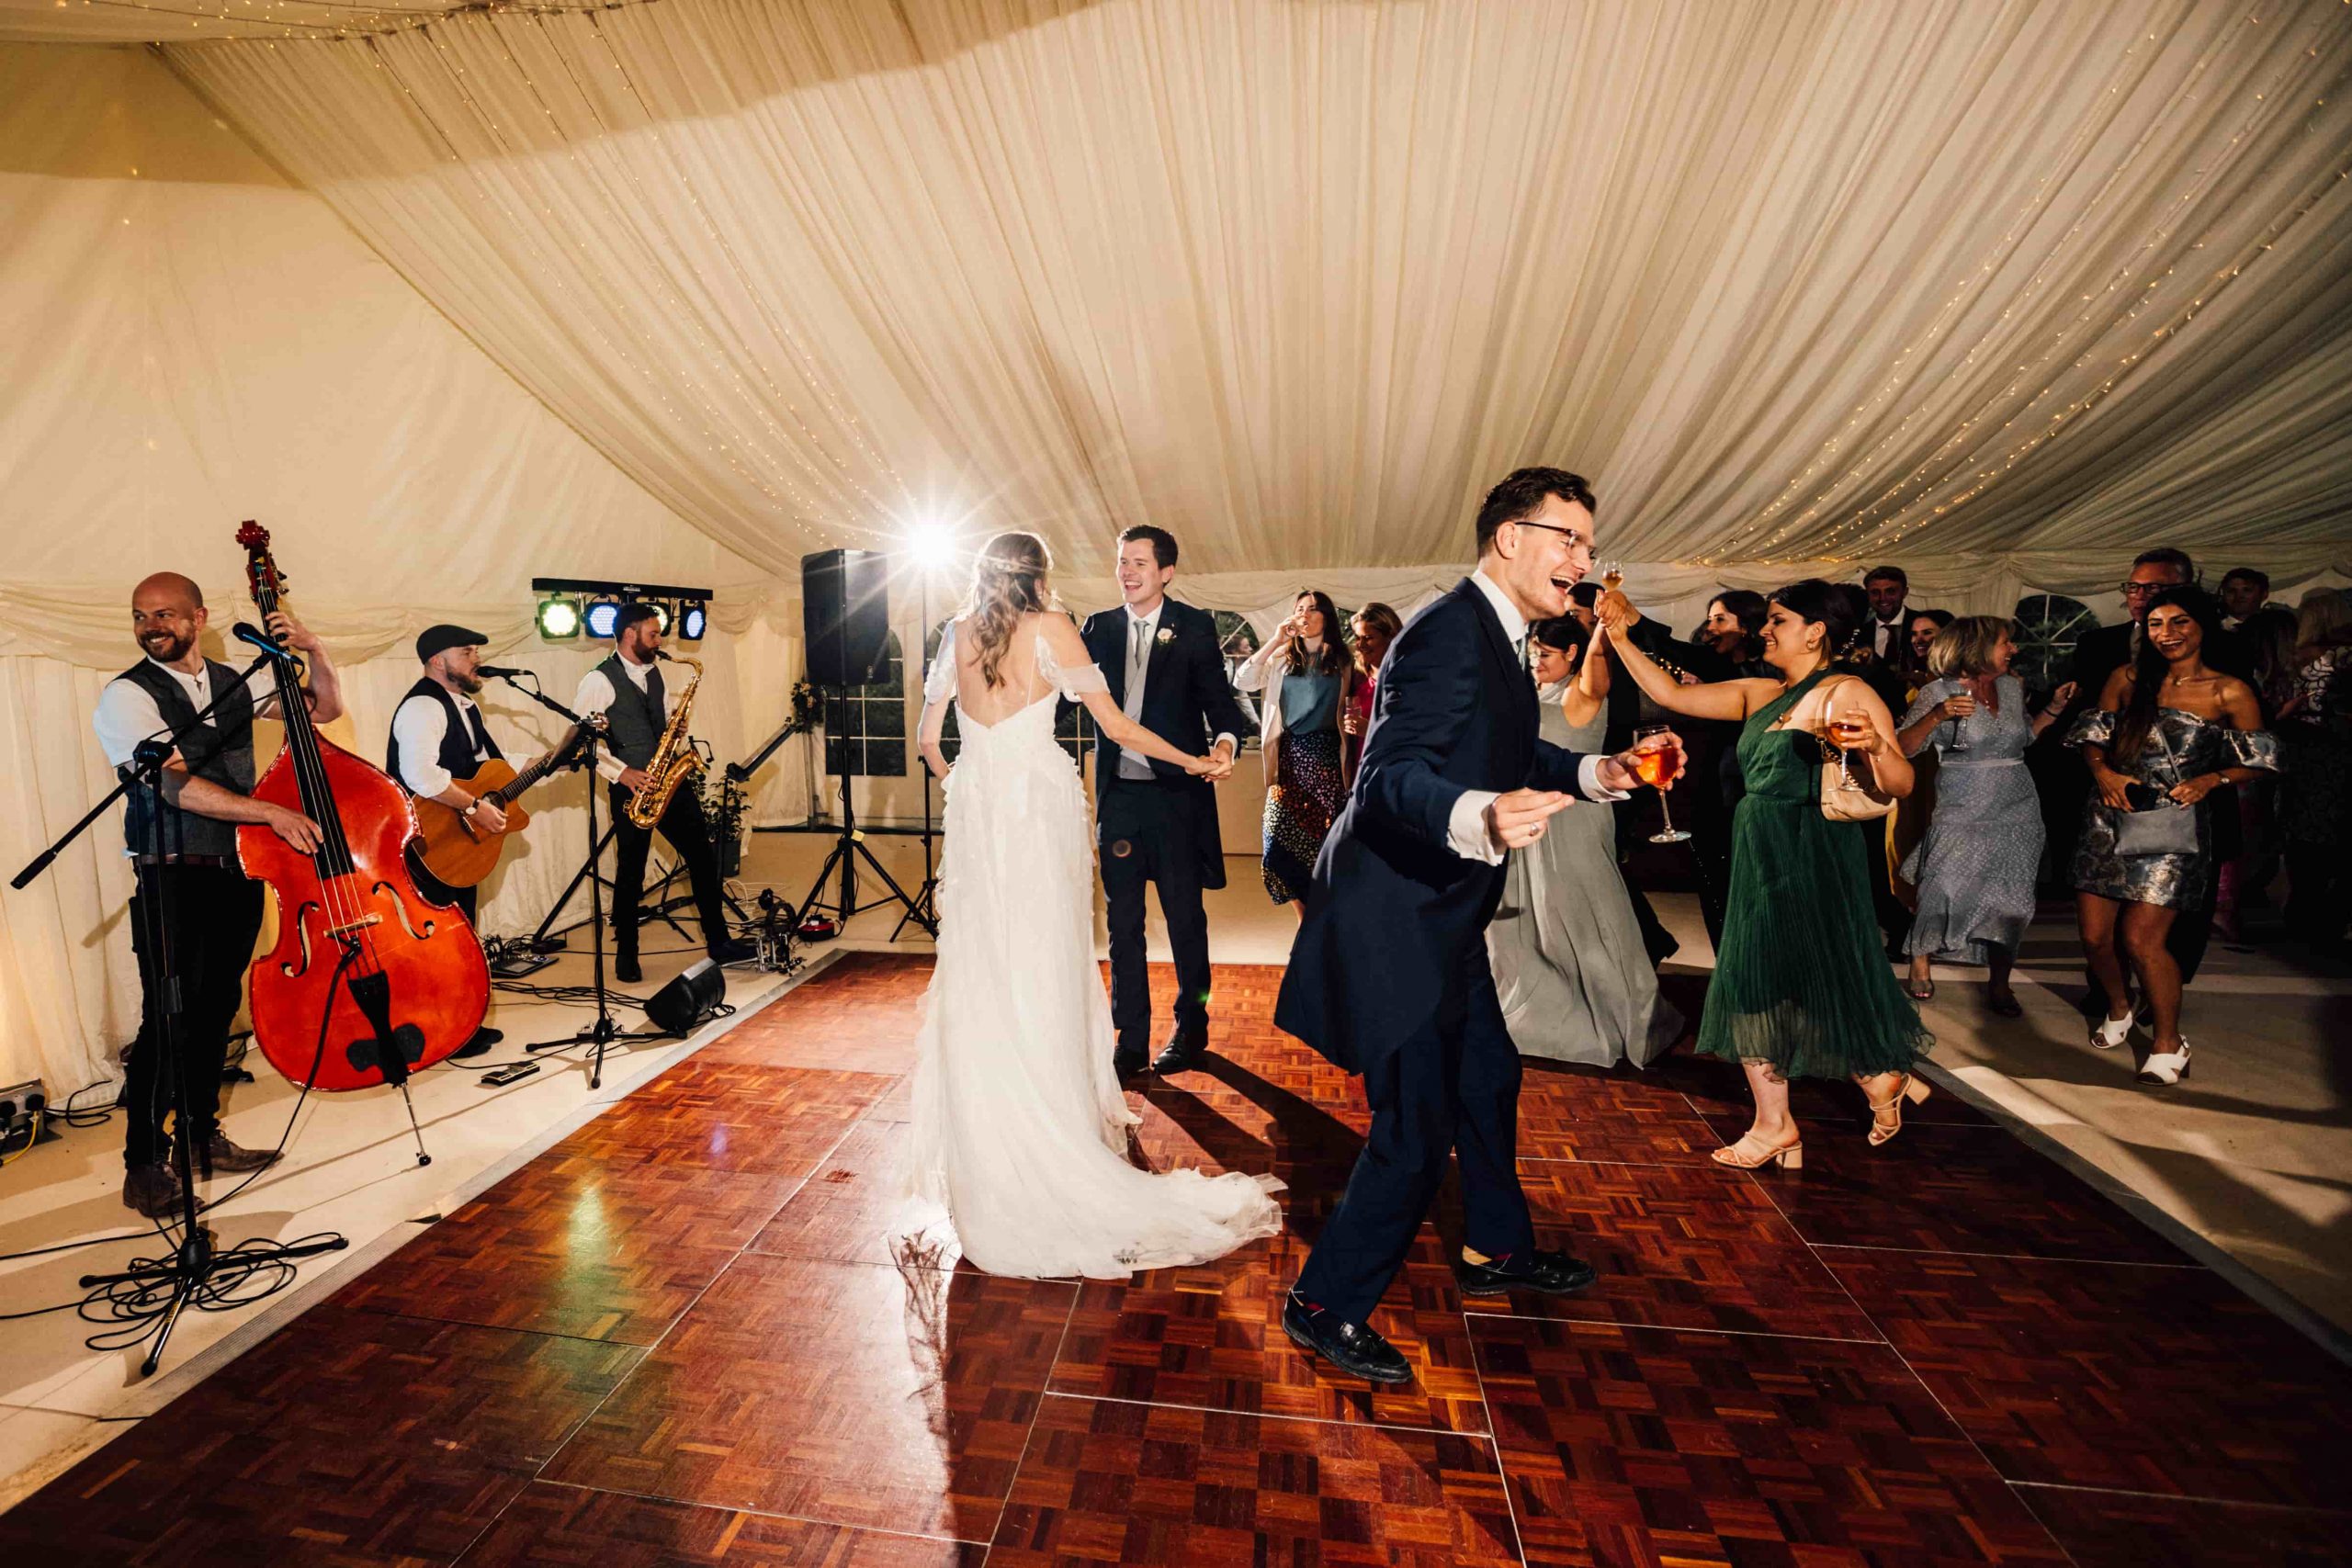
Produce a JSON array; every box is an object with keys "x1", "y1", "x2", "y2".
[{"x1": 573, "y1": 602, "x2": 754, "y2": 982}]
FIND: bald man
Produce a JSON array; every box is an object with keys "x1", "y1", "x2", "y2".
[{"x1": 91, "y1": 571, "x2": 343, "y2": 1217}]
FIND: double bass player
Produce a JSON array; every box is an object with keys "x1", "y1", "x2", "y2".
[{"x1": 90, "y1": 571, "x2": 341, "y2": 1216}]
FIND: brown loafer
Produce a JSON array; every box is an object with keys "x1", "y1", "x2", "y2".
[
  {"x1": 183, "y1": 1132, "x2": 283, "y2": 1178},
  {"x1": 122, "y1": 1161, "x2": 184, "y2": 1218}
]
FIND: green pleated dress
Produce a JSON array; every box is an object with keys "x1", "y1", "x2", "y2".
[{"x1": 1697, "y1": 670, "x2": 1932, "y2": 1079}]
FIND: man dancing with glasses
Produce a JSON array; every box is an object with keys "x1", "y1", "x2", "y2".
[{"x1": 1274, "y1": 467, "x2": 1682, "y2": 1382}]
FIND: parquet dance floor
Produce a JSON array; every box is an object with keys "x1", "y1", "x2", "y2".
[{"x1": 8, "y1": 953, "x2": 2347, "y2": 1565}]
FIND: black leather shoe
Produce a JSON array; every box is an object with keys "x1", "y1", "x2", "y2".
[
  {"x1": 1151, "y1": 1024, "x2": 1209, "y2": 1076},
  {"x1": 1113, "y1": 1042, "x2": 1148, "y2": 1078},
  {"x1": 614, "y1": 953, "x2": 642, "y2": 985},
  {"x1": 453, "y1": 1026, "x2": 503, "y2": 1059},
  {"x1": 1281, "y1": 1291, "x2": 1412, "y2": 1384},
  {"x1": 1456, "y1": 1247, "x2": 1598, "y2": 1298},
  {"x1": 708, "y1": 938, "x2": 758, "y2": 966},
  {"x1": 123, "y1": 1162, "x2": 183, "y2": 1218},
  {"x1": 180, "y1": 1133, "x2": 282, "y2": 1179}
]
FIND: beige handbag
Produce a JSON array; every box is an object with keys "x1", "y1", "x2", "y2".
[{"x1": 1773, "y1": 676, "x2": 1896, "y2": 822}]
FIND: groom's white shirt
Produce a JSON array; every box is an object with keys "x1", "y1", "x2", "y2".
[
  {"x1": 1114, "y1": 596, "x2": 1236, "y2": 778},
  {"x1": 1440, "y1": 570, "x2": 1626, "y2": 865}
]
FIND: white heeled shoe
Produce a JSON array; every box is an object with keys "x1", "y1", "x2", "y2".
[
  {"x1": 2138, "y1": 1039, "x2": 2192, "y2": 1085},
  {"x1": 2089, "y1": 1010, "x2": 2133, "y2": 1051}
]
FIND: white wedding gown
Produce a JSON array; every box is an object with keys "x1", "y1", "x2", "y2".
[{"x1": 902, "y1": 619, "x2": 1283, "y2": 1279}]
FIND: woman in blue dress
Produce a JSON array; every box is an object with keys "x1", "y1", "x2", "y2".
[{"x1": 1895, "y1": 616, "x2": 2075, "y2": 1012}]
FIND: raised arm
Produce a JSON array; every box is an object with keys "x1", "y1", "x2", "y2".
[
  {"x1": 1597, "y1": 602, "x2": 1770, "y2": 721},
  {"x1": 1560, "y1": 627, "x2": 1609, "y2": 728},
  {"x1": 1039, "y1": 614, "x2": 1212, "y2": 774}
]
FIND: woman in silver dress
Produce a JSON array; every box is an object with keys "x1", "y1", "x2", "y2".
[
  {"x1": 1895, "y1": 617, "x2": 2074, "y2": 1012},
  {"x1": 1487, "y1": 616, "x2": 1682, "y2": 1067},
  {"x1": 2068, "y1": 586, "x2": 2278, "y2": 1085}
]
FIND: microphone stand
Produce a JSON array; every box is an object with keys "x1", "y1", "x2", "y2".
[
  {"x1": 493, "y1": 673, "x2": 639, "y2": 1090},
  {"x1": 15, "y1": 649, "x2": 347, "y2": 1378}
]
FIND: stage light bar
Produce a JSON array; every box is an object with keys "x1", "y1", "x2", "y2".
[{"x1": 530, "y1": 578, "x2": 717, "y2": 643}]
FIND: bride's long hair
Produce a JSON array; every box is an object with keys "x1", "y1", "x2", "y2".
[{"x1": 960, "y1": 530, "x2": 1054, "y2": 689}]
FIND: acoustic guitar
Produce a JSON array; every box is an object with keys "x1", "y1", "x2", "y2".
[{"x1": 411, "y1": 722, "x2": 593, "y2": 888}]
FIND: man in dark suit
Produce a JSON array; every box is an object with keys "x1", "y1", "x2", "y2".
[
  {"x1": 2042, "y1": 547, "x2": 2246, "y2": 1002},
  {"x1": 1275, "y1": 468, "x2": 1678, "y2": 1383},
  {"x1": 1081, "y1": 525, "x2": 1254, "y2": 1077}
]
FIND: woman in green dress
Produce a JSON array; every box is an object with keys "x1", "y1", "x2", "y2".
[{"x1": 1595, "y1": 580, "x2": 1932, "y2": 1168}]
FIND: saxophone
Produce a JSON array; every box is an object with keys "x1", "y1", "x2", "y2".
[{"x1": 626, "y1": 652, "x2": 705, "y2": 829}]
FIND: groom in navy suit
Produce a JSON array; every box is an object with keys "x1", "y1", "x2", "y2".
[
  {"x1": 1081, "y1": 525, "x2": 1254, "y2": 1077},
  {"x1": 1277, "y1": 468, "x2": 1680, "y2": 1382}
]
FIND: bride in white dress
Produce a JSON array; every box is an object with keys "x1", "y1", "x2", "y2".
[{"x1": 904, "y1": 531, "x2": 1283, "y2": 1279}]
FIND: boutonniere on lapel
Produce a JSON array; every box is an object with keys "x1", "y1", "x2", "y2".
[{"x1": 1154, "y1": 626, "x2": 1176, "y2": 646}]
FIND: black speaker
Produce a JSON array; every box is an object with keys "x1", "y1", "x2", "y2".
[
  {"x1": 802, "y1": 549, "x2": 890, "y2": 686},
  {"x1": 644, "y1": 957, "x2": 726, "y2": 1035}
]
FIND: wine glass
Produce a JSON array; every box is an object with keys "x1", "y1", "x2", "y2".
[
  {"x1": 1633, "y1": 723, "x2": 1692, "y2": 844},
  {"x1": 1942, "y1": 686, "x2": 1974, "y2": 754},
  {"x1": 1826, "y1": 700, "x2": 1873, "y2": 787}
]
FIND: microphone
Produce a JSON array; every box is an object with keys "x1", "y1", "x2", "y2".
[
  {"x1": 475, "y1": 665, "x2": 529, "y2": 679},
  {"x1": 232, "y1": 621, "x2": 298, "y2": 661}
]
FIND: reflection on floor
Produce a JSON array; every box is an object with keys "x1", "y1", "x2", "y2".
[{"x1": 5, "y1": 953, "x2": 2347, "y2": 1566}]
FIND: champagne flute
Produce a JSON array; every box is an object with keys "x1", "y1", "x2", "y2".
[{"x1": 1633, "y1": 723, "x2": 1692, "y2": 844}]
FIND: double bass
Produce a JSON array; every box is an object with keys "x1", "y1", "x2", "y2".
[{"x1": 233, "y1": 523, "x2": 490, "y2": 1123}]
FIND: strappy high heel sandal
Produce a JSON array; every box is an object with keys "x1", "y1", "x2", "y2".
[
  {"x1": 2088, "y1": 1010, "x2": 2133, "y2": 1051},
  {"x1": 2138, "y1": 1039, "x2": 2192, "y2": 1085},
  {"x1": 1711, "y1": 1129, "x2": 1803, "y2": 1169},
  {"x1": 1866, "y1": 1074, "x2": 1932, "y2": 1147}
]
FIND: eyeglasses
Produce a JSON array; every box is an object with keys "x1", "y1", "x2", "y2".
[
  {"x1": 1510, "y1": 520, "x2": 1588, "y2": 547},
  {"x1": 2119, "y1": 580, "x2": 2187, "y2": 597}
]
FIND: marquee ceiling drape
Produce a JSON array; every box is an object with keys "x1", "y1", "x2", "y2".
[{"x1": 112, "y1": 0, "x2": 2347, "y2": 593}]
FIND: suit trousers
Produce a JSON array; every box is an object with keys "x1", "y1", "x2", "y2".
[
  {"x1": 609, "y1": 784, "x2": 730, "y2": 956},
  {"x1": 122, "y1": 864, "x2": 266, "y2": 1168},
  {"x1": 1294, "y1": 944, "x2": 1537, "y2": 1324},
  {"x1": 1099, "y1": 777, "x2": 1212, "y2": 1044}
]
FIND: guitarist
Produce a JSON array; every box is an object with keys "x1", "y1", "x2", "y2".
[{"x1": 385, "y1": 623, "x2": 538, "y2": 1055}]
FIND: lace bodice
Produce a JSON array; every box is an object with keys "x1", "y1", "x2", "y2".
[{"x1": 926, "y1": 619, "x2": 1108, "y2": 730}]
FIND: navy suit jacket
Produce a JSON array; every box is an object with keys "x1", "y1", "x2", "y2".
[
  {"x1": 1080, "y1": 597, "x2": 1255, "y2": 890},
  {"x1": 1274, "y1": 579, "x2": 1602, "y2": 1076}
]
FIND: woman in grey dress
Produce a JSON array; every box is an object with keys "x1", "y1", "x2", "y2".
[
  {"x1": 1894, "y1": 617, "x2": 2074, "y2": 1013},
  {"x1": 2068, "y1": 586, "x2": 2278, "y2": 1086},
  {"x1": 1487, "y1": 616, "x2": 1683, "y2": 1067}
]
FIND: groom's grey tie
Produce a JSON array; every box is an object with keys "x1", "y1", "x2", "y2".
[{"x1": 1118, "y1": 615, "x2": 1154, "y2": 780}]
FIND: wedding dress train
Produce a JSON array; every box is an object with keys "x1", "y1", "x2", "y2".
[{"x1": 902, "y1": 621, "x2": 1283, "y2": 1278}]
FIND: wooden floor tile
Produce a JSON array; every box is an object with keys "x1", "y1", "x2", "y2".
[
  {"x1": 1049, "y1": 1230, "x2": 1484, "y2": 1434},
  {"x1": 554, "y1": 1060, "x2": 890, "y2": 1178},
  {"x1": 748, "y1": 1119, "x2": 968, "y2": 1273},
  {"x1": 990, "y1": 1394, "x2": 1521, "y2": 1567},
  {"x1": 0, "y1": 1305, "x2": 639, "y2": 1566},
  {"x1": 2017, "y1": 1485, "x2": 2352, "y2": 1567},
  {"x1": 1827, "y1": 1248, "x2": 2352, "y2": 1508},
  {"x1": 699, "y1": 953, "x2": 932, "y2": 1074},
  {"x1": 1470, "y1": 1314, "x2": 2065, "y2": 1566},
  {"x1": 544, "y1": 1253, "x2": 1072, "y2": 1542},
  {"x1": 1461, "y1": 1158, "x2": 1883, "y2": 1340},
  {"x1": 337, "y1": 1159, "x2": 796, "y2": 1343},
  {"x1": 458, "y1": 1481, "x2": 986, "y2": 1565},
  {"x1": 1516, "y1": 1060, "x2": 1728, "y2": 1165},
  {"x1": 1702, "y1": 1113, "x2": 2191, "y2": 1262}
]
